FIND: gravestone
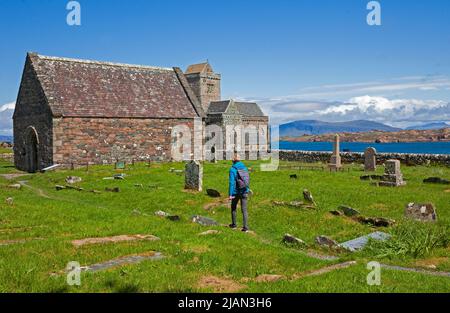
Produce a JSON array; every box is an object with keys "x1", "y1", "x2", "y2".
[
  {"x1": 303, "y1": 189, "x2": 316, "y2": 205},
  {"x1": 5, "y1": 197, "x2": 13, "y2": 206},
  {"x1": 315, "y1": 235, "x2": 339, "y2": 248},
  {"x1": 115, "y1": 161, "x2": 126, "y2": 169},
  {"x1": 65, "y1": 176, "x2": 82, "y2": 184},
  {"x1": 364, "y1": 147, "x2": 377, "y2": 171},
  {"x1": 206, "y1": 189, "x2": 221, "y2": 198},
  {"x1": 328, "y1": 134, "x2": 342, "y2": 171},
  {"x1": 423, "y1": 177, "x2": 450, "y2": 185},
  {"x1": 340, "y1": 231, "x2": 391, "y2": 252},
  {"x1": 338, "y1": 205, "x2": 360, "y2": 217},
  {"x1": 191, "y1": 215, "x2": 218, "y2": 226},
  {"x1": 379, "y1": 159, "x2": 406, "y2": 187},
  {"x1": 185, "y1": 160, "x2": 203, "y2": 192},
  {"x1": 405, "y1": 203, "x2": 437, "y2": 222},
  {"x1": 283, "y1": 234, "x2": 307, "y2": 247}
]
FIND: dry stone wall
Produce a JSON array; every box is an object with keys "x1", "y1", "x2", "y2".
[{"x1": 279, "y1": 150, "x2": 450, "y2": 167}]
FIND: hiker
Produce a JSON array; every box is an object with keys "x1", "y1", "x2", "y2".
[{"x1": 229, "y1": 153, "x2": 250, "y2": 232}]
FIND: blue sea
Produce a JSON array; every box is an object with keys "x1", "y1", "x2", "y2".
[{"x1": 279, "y1": 141, "x2": 450, "y2": 155}]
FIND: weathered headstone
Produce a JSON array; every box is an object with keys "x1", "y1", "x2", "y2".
[
  {"x1": 5, "y1": 197, "x2": 13, "y2": 206},
  {"x1": 379, "y1": 159, "x2": 406, "y2": 187},
  {"x1": 65, "y1": 176, "x2": 82, "y2": 184},
  {"x1": 283, "y1": 234, "x2": 307, "y2": 247},
  {"x1": 114, "y1": 173, "x2": 125, "y2": 180},
  {"x1": 423, "y1": 177, "x2": 450, "y2": 185},
  {"x1": 185, "y1": 160, "x2": 203, "y2": 192},
  {"x1": 191, "y1": 215, "x2": 218, "y2": 226},
  {"x1": 328, "y1": 134, "x2": 342, "y2": 171},
  {"x1": 303, "y1": 189, "x2": 316, "y2": 206},
  {"x1": 73, "y1": 252, "x2": 164, "y2": 273},
  {"x1": 364, "y1": 147, "x2": 377, "y2": 171},
  {"x1": 167, "y1": 215, "x2": 181, "y2": 221},
  {"x1": 105, "y1": 187, "x2": 120, "y2": 193},
  {"x1": 355, "y1": 216, "x2": 395, "y2": 227},
  {"x1": 405, "y1": 203, "x2": 437, "y2": 222},
  {"x1": 340, "y1": 231, "x2": 391, "y2": 252},
  {"x1": 55, "y1": 185, "x2": 66, "y2": 191},
  {"x1": 338, "y1": 205, "x2": 360, "y2": 217},
  {"x1": 154, "y1": 210, "x2": 169, "y2": 217},
  {"x1": 199, "y1": 230, "x2": 220, "y2": 236},
  {"x1": 8, "y1": 184, "x2": 21, "y2": 190},
  {"x1": 206, "y1": 189, "x2": 221, "y2": 198},
  {"x1": 315, "y1": 235, "x2": 339, "y2": 248},
  {"x1": 115, "y1": 161, "x2": 126, "y2": 169}
]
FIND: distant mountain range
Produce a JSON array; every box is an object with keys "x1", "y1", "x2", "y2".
[
  {"x1": 0, "y1": 135, "x2": 12, "y2": 142},
  {"x1": 405, "y1": 122, "x2": 449, "y2": 130},
  {"x1": 280, "y1": 120, "x2": 401, "y2": 137},
  {"x1": 279, "y1": 119, "x2": 450, "y2": 137}
]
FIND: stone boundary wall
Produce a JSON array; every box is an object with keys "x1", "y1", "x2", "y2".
[
  {"x1": 278, "y1": 150, "x2": 450, "y2": 167},
  {"x1": 0, "y1": 153, "x2": 13, "y2": 162}
]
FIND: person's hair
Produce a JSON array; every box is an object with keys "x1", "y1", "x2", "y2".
[{"x1": 233, "y1": 153, "x2": 241, "y2": 161}]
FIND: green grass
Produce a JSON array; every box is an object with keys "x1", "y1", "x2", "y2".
[{"x1": 0, "y1": 159, "x2": 448, "y2": 293}]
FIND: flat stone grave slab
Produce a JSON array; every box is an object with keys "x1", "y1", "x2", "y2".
[
  {"x1": 0, "y1": 238, "x2": 43, "y2": 246},
  {"x1": 423, "y1": 177, "x2": 449, "y2": 185},
  {"x1": 72, "y1": 234, "x2": 160, "y2": 247},
  {"x1": 339, "y1": 231, "x2": 391, "y2": 252},
  {"x1": 380, "y1": 264, "x2": 450, "y2": 278},
  {"x1": 80, "y1": 252, "x2": 164, "y2": 273},
  {"x1": 191, "y1": 215, "x2": 219, "y2": 226},
  {"x1": 292, "y1": 261, "x2": 357, "y2": 280},
  {"x1": 355, "y1": 216, "x2": 395, "y2": 227},
  {"x1": 199, "y1": 230, "x2": 221, "y2": 236}
]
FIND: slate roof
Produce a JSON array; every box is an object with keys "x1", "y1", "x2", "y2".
[
  {"x1": 28, "y1": 53, "x2": 203, "y2": 118},
  {"x1": 185, "y1": 62, "x2": 212, "y2": 74},
  {"x1": 207, "y1": 100, "x2": 266, "y2": 117},
  {"x1": 235, "y1": 102, "x2": 265, "y2": 117},
  {"x1": 207, "y1": 101, "x2": 231, "y2": 114}
]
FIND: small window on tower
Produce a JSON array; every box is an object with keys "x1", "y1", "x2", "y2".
[{"x1": 207, "y1": 83, "x2": 215, "y2": 93}]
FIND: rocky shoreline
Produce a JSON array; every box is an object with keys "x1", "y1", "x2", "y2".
[{"x1": 282, "y1": 128, "x2": 450, "y2": 143}]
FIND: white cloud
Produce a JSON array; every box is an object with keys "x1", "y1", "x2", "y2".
[
  {"x1": 235, "y1": 75, "x2": 450, "y2": 127},
  {"x1": 0, "y1": 102, "x2": 15, "y2": 112},
  {"x1": 315, "y1": 96, "x2": 449, "y2": 125},
  {"x1": 284, "y1": 76, "x2": 450, "y2": 100},
  {"x1": 0, "y1": 102, "x2": 15, "y2": 136},
  {"x1": 247, "y1": 95, "x2": 450, "y2": 127}
]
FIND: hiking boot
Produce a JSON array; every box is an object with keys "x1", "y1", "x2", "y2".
[
  {"x1": 241, "y1": 227, "x2": 249, "y2": 232},
  {"x1": 229, "y1": 224, "x2": 237, "y2": 229}
]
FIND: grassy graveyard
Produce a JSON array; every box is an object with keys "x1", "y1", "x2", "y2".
[{"x1": 0, "y1": 158, "x2": 449, "y2": 293}]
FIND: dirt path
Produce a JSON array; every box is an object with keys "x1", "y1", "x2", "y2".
[{"x1": 0, "y1": 173, "x2": 30, "y2": 180}]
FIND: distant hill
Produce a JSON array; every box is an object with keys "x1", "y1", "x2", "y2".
[
  {"x1": 282, "y1": 128, "x2": 449, "y2": 143},
  {"x1": 406, "y1": 122, "x2": 449, "y2": 130},
  {"x1": 280, "y1": 120, "x2": 400, "y2": 137},
  {"x1": 0, "y1": 135, "x2": 13, "y2": 143}
]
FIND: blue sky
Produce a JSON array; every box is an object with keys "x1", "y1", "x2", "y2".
[{"x1": 0, "y1": 0, "x2": 449, "y2": 131}]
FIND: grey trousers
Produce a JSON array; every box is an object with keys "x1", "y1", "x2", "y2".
[{"x1": 231, "y1": 194, "x2": 249, "y2": 229}]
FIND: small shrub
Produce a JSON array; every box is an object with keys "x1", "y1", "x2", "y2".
[{"x1": 366, "y1": 220, "x2": 449, "y2": 258}]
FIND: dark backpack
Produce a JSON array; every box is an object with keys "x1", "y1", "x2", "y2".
[{"x1": 233, "y1": 166, "x2": 250, "y2": 189}]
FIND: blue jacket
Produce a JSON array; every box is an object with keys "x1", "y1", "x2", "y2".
[{"x1": 229, "y1": 161, "x2": 250, "y2": 196}]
